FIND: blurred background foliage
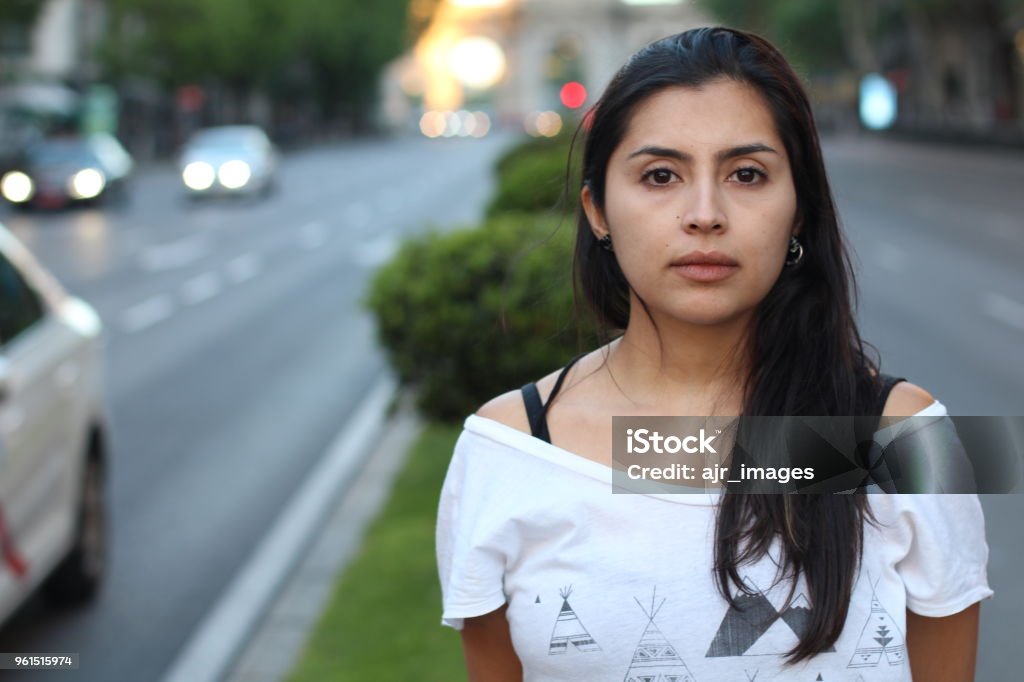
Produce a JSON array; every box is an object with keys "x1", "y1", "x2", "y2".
[
  {"x1": 702, "y1": 0, "x2": 849, "y2": 73},
  {"x1": 485, "y1": 132, "x2": 577, "y2": 218},
  {"x1": 0, "y1": 0, "x2": 46, "y2": 27},
  {"x1": 98, "y1": 0, "x2": 415, "y2": 130}
]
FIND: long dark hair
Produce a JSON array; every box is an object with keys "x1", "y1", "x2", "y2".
[{"x1": 571, "y1": 27, "x2": 885, "y2": 664}]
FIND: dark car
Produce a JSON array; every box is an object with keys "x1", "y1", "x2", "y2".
[{"x1": 0, "y1": 133, "x2": 133, "y2": 209}]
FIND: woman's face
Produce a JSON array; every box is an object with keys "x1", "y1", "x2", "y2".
[{"x1": 583, "y1": 79, "x2": 800, "y2": 327}]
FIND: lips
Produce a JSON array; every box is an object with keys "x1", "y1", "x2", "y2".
[
  {"x1": 670, "y1": 250, "x2": 739, "y2": 267},
  {"x1": 669, "y1": 251, "x2": 739, "y2": 283}
]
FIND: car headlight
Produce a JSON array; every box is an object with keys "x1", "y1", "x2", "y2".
[
  {"x1": 1, "y1": 171, "x2": 34, "y2": 203},
  {"x1": 217, "y1": 160, "x2": 251, "y2": 189},
  {"x1": 182, "y1": 161, "x2": 216, "y2": 191},
  {"x1": 69, "y1": 168, "x2": 106, "y2": 199}
]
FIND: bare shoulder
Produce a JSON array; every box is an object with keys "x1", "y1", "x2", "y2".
[
  {"x1": 475, "y1": 350, "x2": 606, "y2": 435},
  {"x1": 474, "y1": 359, "x2": 588, "y2": 434},
  {"x1": 882, "y1": 381, "x2": 937, "y2": 417},
  {"x1": 475, "y1": 389, "x2": 532, "y2": 434}
]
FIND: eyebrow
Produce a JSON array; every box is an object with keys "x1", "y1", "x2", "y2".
[{"x1": 627, "y1": 143, "x2": 779, "y2": 163}]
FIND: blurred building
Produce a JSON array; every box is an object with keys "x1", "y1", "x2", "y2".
[
  {"x1": 388, "y1": 0, "x2": 1024, "y2": 143},
  {"x1": 0, "y1": 0, "x2": 107, "y2": 160},
  {"x1": 499, "y1": 0, "x2": 709, "y2": 120},
  {"x1": 382, "y1": 0, "x2": 712, "y2": 133},
  {"x1": 0, "y1": 0, "x2": 105, "y2": 85},
  {"x1": 31, "y1": 0, "x2": 106, "y2": 84},
  {"x1": 889, "y1": 8, "x2": 1024, "y2": 140}
]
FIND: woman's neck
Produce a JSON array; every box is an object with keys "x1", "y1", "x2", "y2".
[{"x1": 605, "y1": 306, "x2": 752, "y2": 413}]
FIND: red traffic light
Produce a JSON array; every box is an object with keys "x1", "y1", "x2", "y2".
[{"x1": 560, "y1": 81, "x2": 587, "y2": 109}]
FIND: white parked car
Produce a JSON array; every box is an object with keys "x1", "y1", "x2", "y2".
[
  {"x1": 178, "y1": 125, "x2": 278, "y2": 199},
  {"x1": 0, "y1": 224, "x2": 109, "y2": 627}
]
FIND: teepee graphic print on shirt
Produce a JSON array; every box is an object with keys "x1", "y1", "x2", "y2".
[
  {"x1": 547, "y1": 586, "x2": 601, "y2": 655},
  {"x1": 847, "y1": 576, "x2": 906, "y2": 668},
  {"x1": 622, "y1": 588, "x2": 697, "y2": 682},
  {"x1": 706, "y1": 576, "x2": 835, "y2": 658}
]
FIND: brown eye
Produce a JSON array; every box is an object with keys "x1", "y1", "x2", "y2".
[
  {"x1": 732, "y1": 167, "x2": 764, "y2": 184},
  {"x1": 644, "y1": 168, "x2": 675, "y2": 185}
]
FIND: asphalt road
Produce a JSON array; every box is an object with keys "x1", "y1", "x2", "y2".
[
  {"x1": 0, "y1": 133, "x2": 511, "y2": 682},
  {"x1": 0, "y1": 131, "x2": 1020, "y2": 681},
  {"x1": 823, "y1": 135, "x2": 1024, "y2": 680}
]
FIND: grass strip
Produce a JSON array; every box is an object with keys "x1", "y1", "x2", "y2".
[{"x1": 287, "y1": 422, "x2": 466, "y2": 681}]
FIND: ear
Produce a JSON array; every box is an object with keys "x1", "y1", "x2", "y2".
[
  {"x1": 792, "y1": 213, "x2": 804, "y2": 238},
  {"x1": 581, "y1": 183, "x2": 609, "y2": 239}
]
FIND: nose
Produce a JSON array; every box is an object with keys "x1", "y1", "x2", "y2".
[{"x1": 680, "y1": 179, "x2": 726, "y2": 233}]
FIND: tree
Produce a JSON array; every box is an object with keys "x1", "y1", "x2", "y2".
[
  {"x1": 290, "y1": 0, "x2": 412, "y2": 128},
  {"x1": 0, "y1": 0, "x2": 46, "y2": 57},
  {"x1": 100, "y1": 0, "x2": 414, "y2": 131},
  {"x1": 0, "y1": 0, "x2": 45, "y2": 26},
  {"x1": 699, "y1": 0, "x2": 850, "y2": 74}
]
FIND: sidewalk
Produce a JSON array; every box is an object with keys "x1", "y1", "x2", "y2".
[{"x1": 223, "y1": 396, "x2": 423, "y2": 682}]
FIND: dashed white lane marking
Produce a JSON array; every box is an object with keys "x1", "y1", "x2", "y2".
[
  {"x1": 875, "y1": 241, "x2": 907, "y2": 273},
  {"x1": 139, "y1": 237, "x2": 209, "y2": 272},
  {"x1": 180, "y1": 271, "x2": 223, "y2": 306},
  {"x1": 225, "y1": 252, "x2": 261, "y2": 284},
  {"x1": 981, "y1": 292, "x2": 1024, "y2": 332},
  {"x1": 352, "y1": 235, "x2": 398, "y2": 266},
  {"x1": 299, "y1": 221, "x2": 329, "y2": 250},
  {"x1": 119, "y1": 295, "x2": 175, "y2": 334}
]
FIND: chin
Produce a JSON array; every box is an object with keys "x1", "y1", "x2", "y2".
[
  {"x1": 669, "y1": 307, "x2": 746, "y2": 327},
  {"x1": 656, "y1": 293, "x2": 742, "y2": 324}
]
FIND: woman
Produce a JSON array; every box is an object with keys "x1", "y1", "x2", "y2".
[{"x1": 436, "y1": 27, "x2": 992, "y2": 681}]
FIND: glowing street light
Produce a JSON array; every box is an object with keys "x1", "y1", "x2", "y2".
[
  {"x1": 560, "y1": 81, "x2": 587, "y2": 109},
  {"x1": 859, "y1": 74, "x2": 897, "y2": 130},
  {"x1": 448, "y1": 36, "x2": 506, "y2": 89}
]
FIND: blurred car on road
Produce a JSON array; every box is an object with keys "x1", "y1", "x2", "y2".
[
  {"x1": 0, "y1": 223, "x2": 109, "y2": 627},
  {"x1": 178, "y1": 125, "x2": 278, "y2": 199},
  {"x1": 0, "y1": 133, "x2": 133, "y2": 209}
]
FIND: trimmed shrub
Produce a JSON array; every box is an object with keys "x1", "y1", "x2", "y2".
[
  {"x1": 493, "y1": 132, "x2": 573, "y2": 177},
  {"x1": 485, "y1": 135, "x2": 579, "y2": 218},
  {"x1": 364, "y1": 213, "x2": 594, "y2": 423}
]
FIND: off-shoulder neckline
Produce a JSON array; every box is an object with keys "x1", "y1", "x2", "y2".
[{"x1": 464, "y1": 401, "x2": 947, "y2": 506}]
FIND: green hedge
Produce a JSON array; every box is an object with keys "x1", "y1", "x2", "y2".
[
  {"x1": 364, "y1": 213, "x2": 592, "y2": 422},
  {"x1": 493, "y1": 132, "x2": 574, "y2": 177},
  {"x1": 485, "y1": 135, "x2": 579, "y2": 218}
]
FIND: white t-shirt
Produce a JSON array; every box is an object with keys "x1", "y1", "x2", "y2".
[{"x1": 436, "y1": 400, "x2": 994, "y2": 681}]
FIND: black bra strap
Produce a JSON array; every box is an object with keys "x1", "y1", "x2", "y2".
[
  {"x1": 547, "y1": 352, "x2": 586, "y2": 409},
  {"x1": 520, "y1": 352, "x2": 588, "y2": 443},
  {"x1": 521, "y1": 382, "x2": 549, "y2": 442},
  {"x1": 876, "y1": 373, "x2": 907, "y2": 415}
]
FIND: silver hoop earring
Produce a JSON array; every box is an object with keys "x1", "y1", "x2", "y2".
[
  {"x1": 785, "y1": 236, "x2": 804, "y2": 266},
  {"x1": 598, "y1": 234, "x2": 614, "y2": 252}
]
